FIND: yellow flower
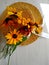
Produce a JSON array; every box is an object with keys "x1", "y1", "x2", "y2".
[
  {"x1": 17, "y1": 17, "x2": 31, "y2": 28},
  {"x1": 35, "y1": 26, "x2": 42, "y2": 34},
  {"x1": 16, "y1": 11, "x2": 23, "y2": 18},
  {"x1": 22, "y1": 18, "x2": 30, "y2": 26},
  {"x1": 31, "y1": 25, "x2": 42, "y2": 34},
  {"x1": 7, "y1": 6, "x2": 23, "y2": 19},
  {"x1": 5, "y1": 29, "x2": 23, "y2": 45},
  {"x1": 8, "y1": 11, "x2": 14, "y2": 15},
  {"x1": 6, "y1": 6, "x2": 17, "y2": 17},
  {"x1": 7, "y1": 6, "x2": 16, "y2": 13}
]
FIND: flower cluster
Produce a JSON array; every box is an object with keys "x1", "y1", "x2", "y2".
[
  {"x1": 0, "y1": 6, "x2": 42, "y2": 45},
  {"x1": 0, "y1": 6, "x2": 42, "y2": 65}
]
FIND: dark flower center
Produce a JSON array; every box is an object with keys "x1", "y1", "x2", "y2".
[
  {"x1": 28, "y1": 22, "x2": 38, "y2": 27},
  {"x1": 4, "y1": 14, "x2": 18, "y2": 24},
  {"x1": 12, "y1": 34, "x2": 17, "y2": 38},
  {"x1": 5, "y1": 18, "x2": 13, "y2": 24},
  {"x1": 23, "y1": 26, "x2": 28, "y2": 31},
  {"x1": 34, "y1": 23, "x2": 38, "y2": 27},
  {"x1": 28, "y1": 22, "x2": 32, "y2": 25}
]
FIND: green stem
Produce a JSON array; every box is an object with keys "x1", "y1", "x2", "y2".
[{"x1": 7, "y1": 55, "x2": 10, "y2": 65}]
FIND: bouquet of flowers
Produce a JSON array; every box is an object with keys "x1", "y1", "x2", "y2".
[{"x1": 0, "y1": 2, "x2": 42, "y2": 65}]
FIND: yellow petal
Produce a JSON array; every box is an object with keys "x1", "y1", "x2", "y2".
[
  {"x1": 31, "y1": 26, "x2": 37, "y2": 32},
  {"x1": 17, "y1": 36, "x2": 22, "y2": 41},
  {"x1": 7, "y1": 38, "x2": 13, "y2": 44},
  {"x1": 5, "y1": 33, "x2": 12, "y2": 39},
  {"x1": 22, "y1": 20, "x2": 25, "y2": 25},
  {"x1": 23, "y1": 18, "x2": 26, "y2": 22},
  {"x1": 13, "y1": 29, "x2": 16, "y2": 34},
  {"x1": 10, "y1": 31, "x2": 13, "y2": 34},
  {"x1": 18, "y1": 34, "x2": 23, "y2": 38},
  {"x1": 18, "y1": 19, "x2": 21, "y2": 24},
  {"x1": 35, "y1": 26, "x2": 42, "y2": 34},
  {"x1": 13, "y1": 39, "x2": 17, "y2": 45},
  {"x1": 28, "y1": 25, "x2": 30, "y2": 28},
  {"x1": 27, "y1": 18, "x2": 30, "y2": 22},
  {"x1": 9, "y1": 38, "x2": 13, "y2": 44},
  {"x1": 6, "y1": 39, "x2": 11, "y2": 44},
  {"x1": 17, "y1": 11, "x2": 22, "y2": 18},
  {"x1": 7, "y1": 6, "x2": 16, "y2": 13},
  {"x1": 8, "y1": 12, "x2": 14, "y2": 15},
  {"x1": 19, "y1": 38, "x2": 22, "y2": 42},
  {"x1": 13, "y1": 8, "x2": 16, "y2": 12},
  {"x1": 16, "y1": 31, "x2": 20, "y2": 35}
]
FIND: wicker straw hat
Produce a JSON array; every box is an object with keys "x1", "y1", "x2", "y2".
[{"x1": 0, "y1": 2, "x2": 43, "y2": 46}]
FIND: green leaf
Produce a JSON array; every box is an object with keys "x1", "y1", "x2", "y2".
[
  {"x1": 12, "y1": 45, "x2": 17, "y2": 54},
  {"x1": 3, "y1": 36, "x2": 27, "y2": 57},
  {"x1": 22, "y1": 36, "x2": 27, "y2": 41},
  {"x1": 11, "y1": 37, "x2": 27, "y2": 54},
  {"x1": 12, "y1": 42, "x2": 21, "y2": 54}
]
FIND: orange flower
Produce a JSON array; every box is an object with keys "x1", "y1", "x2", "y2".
[
  {"x1": 7, "y1": 6, "x2": 17, "y2": 15},
  {"x1": 17, "y1": 17, "x2": 31, "y2": 27},
  {"x1": 35, "y1": 26, "x2": 42, "y2": 34},
  {"x1": 5, "y1": 29, "x2": 23, "y2": 45},
  {"x1": 19, "y1": 22, "x2": 42, "y2": 36},
  {"x1": 31, "y1": 25, "x2": 37, "y2": 32},
  {"x1": 0, "y1": 18, "x2": 14, "y2": 35},
  {"x1": 0, "y1": 14, "x2": 19, "y2": 35},
  {"x1": 7, "y1": 6, "x2": 23, "y2": 18},
  {"x1": 6, "y1": 6, "x2": 31, "y2": 29},
  {"x1": 19, "y1": 26, "x2": 31, "y2": 36}
]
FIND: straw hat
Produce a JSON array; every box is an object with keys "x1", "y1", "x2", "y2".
[{"x1": 0, "y1": 2, "x2": 43, "y2": 46}]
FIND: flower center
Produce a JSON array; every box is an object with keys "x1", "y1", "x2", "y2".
[
  {"x1": 4, "y1": 15, "x2": 18, "y2": 24},
  {"x1": 34, "y1": 23, "x2": 38, "y2": 27},
  {"x1": 5, "y1": 18, "x2": 13, "y2": 24},
  {"x1": 23, "y1": 26, "x2": 28, "y2": 31},
  {"x1": 12, "y1": 34, "x2": 17, "y2": 38},
  {"x1": 28, "y1": 22, "x2": 32, "y2": 25}
]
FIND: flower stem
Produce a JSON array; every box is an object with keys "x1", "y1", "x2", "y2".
[{"x1": 7, "y1": 55, "x2": 10, "y2": 65}]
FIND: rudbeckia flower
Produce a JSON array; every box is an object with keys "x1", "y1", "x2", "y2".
[
  {"x1": 19, "y1": 21, "x2": 42, "y2": 36},
  {"x1": 5, "y1": 29, "x2": 23, "y2": 45},
  {"x1": 19, "y1": 26, "x2": 31, "y2": 36},
  {"x1": 18, "y1": 20, "x2": 35, "y2": 36},
  {"x1": 0, "y1": 17, "x2": 14, "y2": 35},
  {"x1": 0, "y1": 14, "x2": 19, "y2": 35},
  {"x1": 35, "y1": 26, "x2": 42, "y2": 34},
  {"x1": 7, "y1": 6, "x2": 22, "y2": 18}
]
